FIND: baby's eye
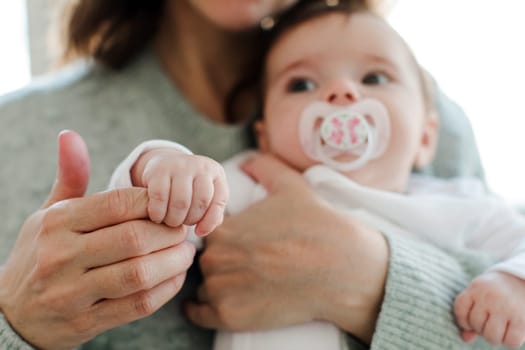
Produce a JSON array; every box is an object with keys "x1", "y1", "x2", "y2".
[
  {"x1": 362, "y1": 72, "x2": 390, "y2": 85},
  {"x1": 287, "y1": 78, "x2": 317, "y2": 93}
]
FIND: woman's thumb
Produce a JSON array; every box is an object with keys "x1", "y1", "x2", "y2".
[{"x1": 42, "y1": 130, "x2": 91, "y2": 208}]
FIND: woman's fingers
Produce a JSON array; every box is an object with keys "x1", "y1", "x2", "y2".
[
  {"x1": 79, "y1": 220, "x2": 187, "y2": 269},
  {"x1": 85, "y1": 242, "x2": 195, "y2": 300},
  {"x1": 89, "y1": 273, "x2": 188, "y2": 333},
  {"x1": 43, "y1": 130, "x2": 90, "y2": 209},
  {"x1": 184, "y1": 301, "x2": 221, "y2": 330},
  {"x1": 54, "y1": 187, "x2": 150, "y2": 232},
  {"x1": 0, "y1": 190, "x2": 145, "y2": 349},
  {"x1": 241, "y1": 153, "x2": 307, "y2": 194}
]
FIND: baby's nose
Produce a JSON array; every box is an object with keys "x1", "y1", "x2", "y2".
[{"x1": 324, "y1": 80, "x2": 360, "y2": 106}]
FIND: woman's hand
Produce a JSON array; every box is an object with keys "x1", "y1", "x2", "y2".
[
  {"x1": 0, "y1": 131, "x2": 195, "y2": 350},
  {"x1": 185, "y1": 154, "x2": 389, "y2": 344}
]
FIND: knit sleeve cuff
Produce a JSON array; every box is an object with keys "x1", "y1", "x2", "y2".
[
  {"x1": 370, "y1": 234, "x2": 494, "y2": 350},
  {"x1": 0, "y1": 312, "x2": 36, "y2": 350}
]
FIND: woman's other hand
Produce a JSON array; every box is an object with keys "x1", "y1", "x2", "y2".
[
  {"x1": 0, "y1": 131, "x2": 195, "y2": 350},
  {"x1": 185, "y1": 154, "x2": 389, "y2": 344}
]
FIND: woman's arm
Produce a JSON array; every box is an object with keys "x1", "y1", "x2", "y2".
[{"x1": 185, "y1": 154, "x2": 497, "y2": 349}]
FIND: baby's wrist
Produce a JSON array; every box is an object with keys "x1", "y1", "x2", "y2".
[{"x1": 131, "y1": 148, "x2": 184, "y2": 187}]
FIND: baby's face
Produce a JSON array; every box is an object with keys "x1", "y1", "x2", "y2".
[{"x1": 259, "y1": 11, "x2": 437, "y2": 192}]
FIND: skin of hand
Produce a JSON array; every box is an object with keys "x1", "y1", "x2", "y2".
[
  {"x1": 131, "y1": 148, "x2": 229, "y2": 236},
  {"x1": 185, "y1": 154, "x2": 389, "y2": 345},
  {"x1": 0, "y1": 131, "x2": 196, "y2": 350},
  {"x1": 454, "y1": 271, "x2": 525, "y2": 348}
]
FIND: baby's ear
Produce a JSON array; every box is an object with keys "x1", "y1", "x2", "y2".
[
  {"x1": 414, "y1": 109, "x2": 439, "y2": 170},
  {"x1": 254, "y1": 121, "x2": 270, "y2": 152}
]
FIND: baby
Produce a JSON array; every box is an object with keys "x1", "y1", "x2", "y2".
[{"x1": 110, "y1": 1, "x2": 525, "y2": 349}]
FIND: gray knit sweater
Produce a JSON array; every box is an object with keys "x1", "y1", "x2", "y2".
[{"x1": 0, "y1": 51, "x2": 496, "y2": 349}]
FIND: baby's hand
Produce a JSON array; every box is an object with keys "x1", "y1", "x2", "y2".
[
  {"x1": 454, "y1": 271, "x2": 525, "y2": 348},
  {"x1": 132, "y1": 148, "x2": 229, "y2": 235}
]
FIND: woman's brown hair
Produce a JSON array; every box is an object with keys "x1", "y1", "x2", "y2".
[
  {"x1": 56, "y1": 0, "x2": 390, "y2": 71},
  {"x1": 57, "y1": 0, "x2": 165, "y2": 70}
]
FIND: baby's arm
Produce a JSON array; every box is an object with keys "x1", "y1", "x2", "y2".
[{"x1": 454, "y1": 271, "x2": 525, "y2": 348}]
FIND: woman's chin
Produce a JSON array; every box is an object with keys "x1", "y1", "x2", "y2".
[{"x1": 190, "y1": 0, "x2": 298, "y2": 31}]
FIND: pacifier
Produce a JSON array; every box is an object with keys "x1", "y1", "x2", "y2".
[{"x1": 299, "y1": 99, "x2": 390, "y2": 171}]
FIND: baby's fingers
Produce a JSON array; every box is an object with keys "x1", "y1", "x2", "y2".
[
  {"x1": 185, "y1": 175, "x2": 214, "y2": 226},
  {"x1": 147, "y1": 176, "x2": 170, "y2": 223},
  {"x1": 165, "y1": 177, "x2": 192, "y2": 227},
  {"x1": 461, "y1": 331, "x2": 478, "y2": 343},
  {"x1": 482, "y1": 313, "x2": 507, "y2": 346},
  {"x1": 195, "y1": 176, "x2": 229, "y2": 236},
  {"x1": 454, "y1": 291, "x2": 474, "y2": 333},
  {"x1": 504, "y1": 320, "x2": 525, "y2": 349},
  {"x1": 468, "y1": 303, "x2": 489, "y2": 335}
]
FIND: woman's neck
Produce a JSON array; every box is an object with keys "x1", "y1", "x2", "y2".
[{"x1": 153, "y1": 1, "x2": 256, "y2": 123}]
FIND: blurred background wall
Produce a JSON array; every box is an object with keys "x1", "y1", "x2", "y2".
[{"x1": 27, "y1": 0, "x2": 54, "y2": 76}]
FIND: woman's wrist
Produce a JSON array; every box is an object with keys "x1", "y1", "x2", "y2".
[
  {"x1": 341, "y1": 223, "x2": 388, "y2": 344},
  {"x1": 314, "y1": 210, "x2": 389, "y2": 344},
  {"x1": 0, "y1": 312, "x2": 35, "y2": 350}
]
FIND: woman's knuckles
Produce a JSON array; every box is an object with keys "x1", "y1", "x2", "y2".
[
  {"x1": 120, "y1": 261, "x2": 155, "y2": 291},
  {"x1": 39, "y1": 205, "x2": 70, "y2": 236},
  {"x1": 67, "y1": 313, "x2": 98, "y2": 342},
  {"x1": 36, "y1": 287, "x2": 82, "y2": 316},
  {"x1": 119, "y1": 222, "x2": 151, "y2": 255},
  {"x1": 131, "y1": 290, "x2": 161, "y2": 317}
]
